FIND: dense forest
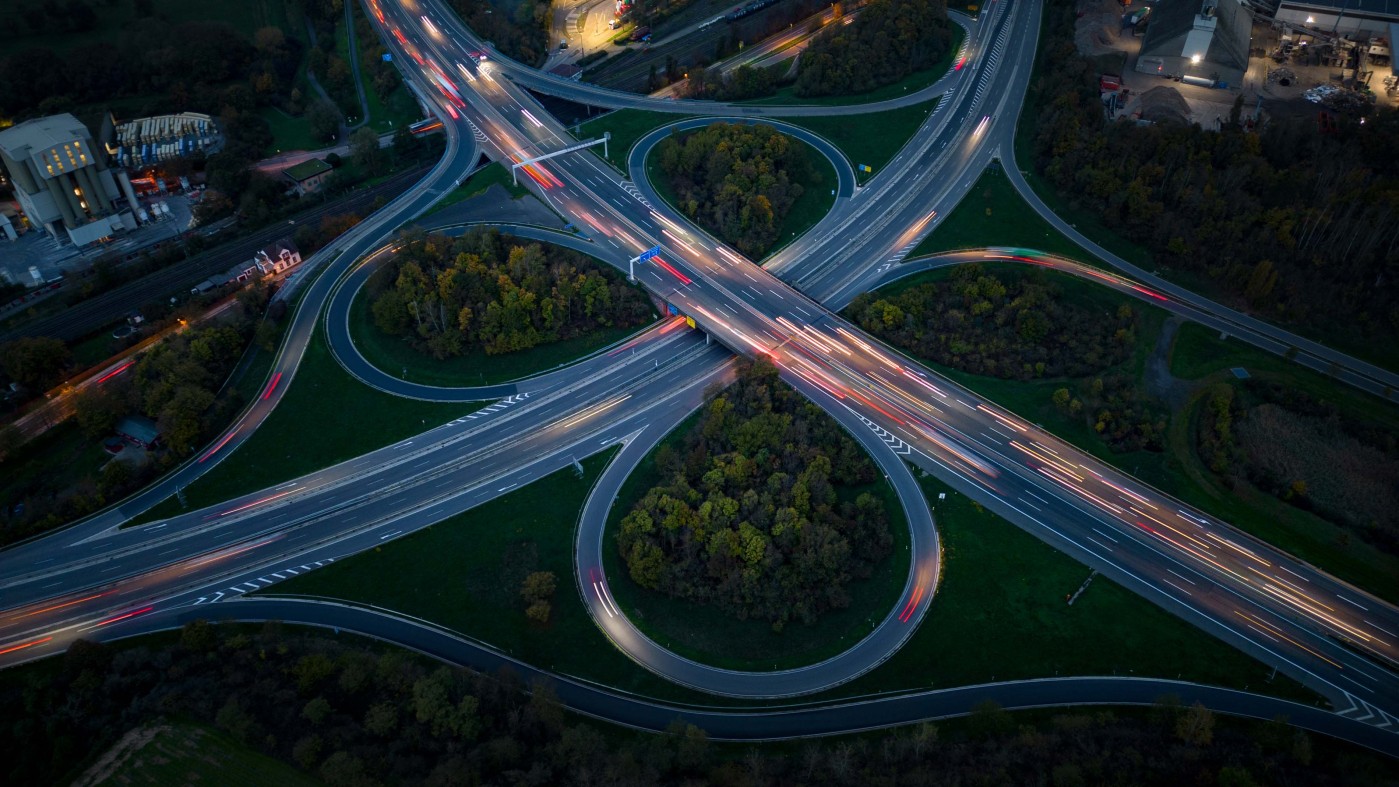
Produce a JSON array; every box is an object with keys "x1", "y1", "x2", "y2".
[
  {"x1": 1026, "y1": 0, "x2": 1399, "y2": 356},
  {"x1": 618, "y1": 359, "x2": 892, "y2": 628},
  {"x1": 846, "y1": 265, "x2": 1140, "y2": 381},
  {"x1": 654, "y1": 123, "x2": 813, "y2": 258},
  {"x1": 793, "y1": 0, "x2": 954, "y2": 97},
  {"x1": 1198, "y1": 379, "x2": 1399, "y2": 553},
  {"x1": 0, "y1": 288, "x2": 282, "y2": 544},
  {"x1": 5, "y1": 623, "x2": 1395, "y2": 786},
  {"x1": 368, "y1": 228, "x2": 653, "y2": 359}
]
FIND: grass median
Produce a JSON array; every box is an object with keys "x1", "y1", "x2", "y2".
[
  {"x1": 127, "y1": 326, "x2": 479, "y2": 524},
  {"x1": 261, "y1": 433, "x2": 1318, "y2": 705},
  {"x1": 263, "y1": 449, "x2": 722, "y2": 704},
  {"x1": 911, "y1": 165, "x2": 1099, "y2": 262},
  {"x1": 836, "y1": 471, "x2": 1320, "y2": 703}
]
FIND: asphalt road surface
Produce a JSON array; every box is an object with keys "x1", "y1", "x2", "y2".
[{"x1": 2, "y1": 0, "x2": 1396, "y2": 752}]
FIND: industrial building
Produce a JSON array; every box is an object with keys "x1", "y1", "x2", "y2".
[
  {"x1": 0, "y1": 114, "x2": 137, "y2": 248},
  {"x1": 1267, "y1": 0, "x2": 1399, "y2": 37},
  {"x1": 100, "y1": 112, "x2": 223, "y2": 169},
  {"x1": 1137, "y1": 0, "x2": 1255, "y2": 85}
]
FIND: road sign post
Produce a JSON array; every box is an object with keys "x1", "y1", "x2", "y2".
[{"x1": 628, "y1": 245, "x2": 661, "y2": 282}]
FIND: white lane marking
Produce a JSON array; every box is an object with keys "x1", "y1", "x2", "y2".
[
  {"x1": 149, "y1": 523, "x2": 167, "y2": 530},
  {"x1": 1167, "y1": 569, "x2": 1196, "y2": 585},
  {"x1": 379, "y1": 530, "x2": 403, "y2": 541},
  {"x1": 498, "y1": 483, "x2": 517, "y2": 492},
  {"x1": 1017, "y1": 497, "x2": 1040, "y2": 511},
  {"x1": 1163, "y1": 579, "x2": 1192, "y2": 596},
  {"x1": 1087, "y1": 536, "x2": 1114, "y2": 552},
  {"x1": 1364, "y1": 619, "x2": 1397, "y2": 638},
  {"x1": 1337, "y1": 595, "x2": 1369, "y2": 611},
  {"x1": 1091, "y1": 527, "x2": 1119, "y2": 543},
  {"x1": 1278, "y1": 564, "x2": 1311, "y2": 582}
]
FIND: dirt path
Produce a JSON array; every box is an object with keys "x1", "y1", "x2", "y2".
[
  {"x1": 1146, "y1": 315, "x2": 1193, "y2": 409},
  {"x1": 70, "y1": 723, "x2": 170, "y2": 787}
]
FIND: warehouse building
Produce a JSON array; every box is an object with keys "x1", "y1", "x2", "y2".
[{"x1": 1137, "y1": 0, "x2": 1254, "y2": 85}]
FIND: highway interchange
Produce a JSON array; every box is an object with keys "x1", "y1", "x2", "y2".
[{"x1": 2, "y1": 0, "x2": 1398, "y2": 751}]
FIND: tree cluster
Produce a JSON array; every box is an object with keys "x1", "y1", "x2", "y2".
[
  {"x1": 618, "y1": 360, "x2": 891, "y2": 629},
  {"x1": 1053, "y1": 375, "x2": 1167, "y2": 453},
  {"x1": 521, "y1": 570, "x2": 558, "y2": 624},
  {"x1": 847, "y1": 265, "x2": 1140, "y2": 381},
  {"x1": 794, "y1": 0, "x2": 953, "y2": 97},
  {"x1": 1025, "y1": 0, "x2": 1399, "y2": 347},
  {"x1": 1206, "y1": 380, "x2": 1399, "y2": 553},
  {"x1": 686, "y1": 64, "x2": 782, "y2": 102},
  {"x1": 5, "y1": 624, "x2": 1385, "y2": 787},
  {"x1": 654, "y1": 123, "x2": 812, "y2": 258},
  {"x1": 369, "y1": 228, "x2": 652, "y2": 359},
  {"x1": 0, "y1": 292, "x2": 269, "y2": 544}
]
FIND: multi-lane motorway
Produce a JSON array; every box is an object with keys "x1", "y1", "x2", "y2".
[{"x1": 2, "y1": 0, "x2": 1397, "y2": 749}]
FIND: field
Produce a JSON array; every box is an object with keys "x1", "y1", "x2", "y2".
[
  {"x1": 911, "y1": 165, "x2": 1097, "y2": 262},
  {"x1": 267, "y1": 433, "x2": 1316, "y2": 704},
  {"x1": 72, "y1": 722, "x2": 319, "y2": 787}
]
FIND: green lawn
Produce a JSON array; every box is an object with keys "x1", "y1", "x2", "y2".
[
  {"x1": 265, "y1": 450, "x2": 721, "y2": 704},
  {"x1": 421, "y1": 162, "x2": 530, "y2": 218},
  {"x1": 780, "y1": 100, "x2": 939, "y2": 184},
  {"x1": 851, "y1": 264, "x2": 1399, "y2": 603},
  {"x1": 129, "y1": 325, "x2": 478, "y2": 522},
  {"x1": 575, "y1": 100, "x2": 936, "y2": 186},
  {"x1": 264, "y1": 436, "x2": 1315, "y2": 705},
  {"x1": 833, "y1": 472, "x2": 1318, "y2": 703},
  {"x1": 600, "y1": 422, "x2": 912, "y2": 670},
  {"x1": 911, "y1": 165, "x2": 1099, "y2": 262},
  {"x1": 89, "y1": 721, "x2": 320, "y2": 787},
  {"x1": 643, "y1": 127, "x2": 837, "y2": 261},
  {"x1": 573, "y1": 110, "x2": 694, "y2": 172},
  {"x1": 743, "y1": 27, "x2": 965, "y2": 107},
  {"x1": 261, "y1": 107, "x2": 328, "y2": 156}
]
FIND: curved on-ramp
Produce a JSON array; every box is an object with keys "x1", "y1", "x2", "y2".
[
  {"x1": 323, "y1": 220, "x2": 714, "y2": 402},
  {"x1": 94, "y1": 596, "x2": 1398, "y2": 756},
  {"x1": 574, "y1": 397, "x2": 941, "y2": 698}
]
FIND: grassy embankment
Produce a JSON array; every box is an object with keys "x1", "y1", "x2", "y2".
[
  {"x1": 273, "y1": 410, "x2": 1317, "y2": 705},
  {"x1": 127, "y1": 325, "x2": 478, "y2": 525},
  {"x1": 574, "y1": 100, "x2": 938, "y2": 186}
]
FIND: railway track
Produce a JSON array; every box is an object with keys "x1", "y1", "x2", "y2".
[{"x1": 1, "y1": 166, "x2": 429, "y2": 345}]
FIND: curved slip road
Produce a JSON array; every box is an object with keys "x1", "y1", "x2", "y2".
[
  {"x1": 89, "y1": 597, "x2": 1399, "y2": 756},
  {"x1": 573, "y1": 380, "x2": 940, "y2": 698}
]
